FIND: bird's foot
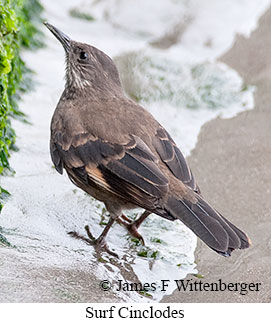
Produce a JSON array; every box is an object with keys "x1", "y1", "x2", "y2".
[
  {"x1": 117, "y1": 214, "x2": 145, "y2": 245},
  {"x1": 68, "y1": 225, "x2": 118, "y2": 258}
]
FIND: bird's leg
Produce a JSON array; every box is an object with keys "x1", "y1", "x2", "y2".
[
  {"x1": 117, "y1": 210, "x2": 151, "y2": 245},
  {"x1": 68, "y1": 216, "x2": 118, "y2": 258}
]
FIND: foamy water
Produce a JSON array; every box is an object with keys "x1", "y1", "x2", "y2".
[{"x1": 0, "y1": 0, "x2": 269, "y2": 302}]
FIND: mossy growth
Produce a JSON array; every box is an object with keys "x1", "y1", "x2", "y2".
[
  {"x1": 137, "y1": 247, "x2": 159, "y2": 259},
  {"x1": 192, "y1": 273, "x2": 204, "y2": 279},
  {"x1": 69, "y1": 8, "x2": 95, "y2": 22},
  {"x1": 0, "y1": 0, "x2": 43, "y2": 211},
  {"x1": 0, "y1": 226, "x2": 11, "y2": 246}
]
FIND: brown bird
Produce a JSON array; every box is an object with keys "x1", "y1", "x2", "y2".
[{"x1": 44, "y1": 22, "x2": 251, "y2": 258}]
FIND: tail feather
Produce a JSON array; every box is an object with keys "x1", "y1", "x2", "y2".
[
  {"x1": 218, "y1": 213, "x2": 251, "y2": 249},
  {"x1": 196, "y1": 198, "x2": 241, "y2": 250},
  {"x1": 165, "y1": 195, "x2": 250, "y2": 256}
]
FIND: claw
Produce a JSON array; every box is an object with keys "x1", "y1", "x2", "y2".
[
  {"x1": 120, "y1": 214, "x2": 132, "y2": 224},
  {"x1": 68, "y1": 225, "x2": 118, "y2": 258},
  {"x1": 85, "y1": 225, "x2": 96, "y2": 240},
  {"x1": 68, "y1": 230, "x2": 93, "y2": 244},
  {"x1": 95, "y1": 235, "x2": 119, "y2": 258},
  {"x1": 117, "y1": 216, "x2": 145, "y2": 245}
]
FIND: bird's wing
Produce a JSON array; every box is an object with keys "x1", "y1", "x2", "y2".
[
  {"x1": 152, "y1": 126, "x2": 200, "y2": 193},
  {"x1": 51, "y1": 132, "x2": 169, "y2": 212}
]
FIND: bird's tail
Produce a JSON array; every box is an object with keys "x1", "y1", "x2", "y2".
[{"x1": 165, "y1": 194, "x2": 251, "y2": 256}]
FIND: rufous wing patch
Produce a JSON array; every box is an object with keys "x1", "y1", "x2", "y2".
[{"x1": 85, "y1": 165, "x2": 111, "y2": 191}]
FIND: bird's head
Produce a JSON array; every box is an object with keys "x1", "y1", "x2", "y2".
[{"x1": 44, "y1": 22, "x2": 122, "y2": 97}]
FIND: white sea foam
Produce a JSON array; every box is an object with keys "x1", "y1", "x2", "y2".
[{"x1": 0, "y1": 0, "x2": 269, "y2": 302}]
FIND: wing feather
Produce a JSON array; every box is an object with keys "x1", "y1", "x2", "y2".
[
  {"x1": 153, "y1": 127, "x2": 199, "y2": 192},
  {"x1": 51, "y1": 133, "x2": 169, "y2": 211}
]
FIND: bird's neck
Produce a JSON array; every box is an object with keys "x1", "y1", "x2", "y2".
[{"x1": 61, "y1": 82, "x2": 122, "y2": 101}]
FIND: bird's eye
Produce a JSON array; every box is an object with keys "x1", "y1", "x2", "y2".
[{"x1": 80, "y1": 51, "x2": 88, "y2": 60}]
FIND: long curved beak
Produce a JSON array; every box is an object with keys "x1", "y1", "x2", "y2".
[{"x1": 44, "y1": 22, "x2": 71, "y2": 53}]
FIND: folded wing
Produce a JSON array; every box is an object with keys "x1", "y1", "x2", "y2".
[{"x1": 51, "y1": 132, "x2": 169, "y2": 213}]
